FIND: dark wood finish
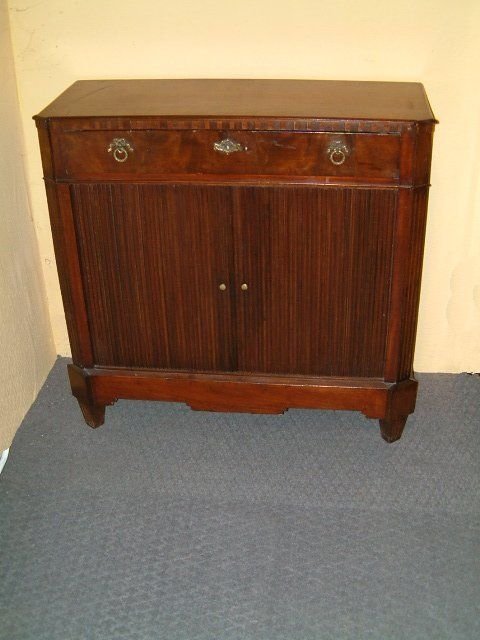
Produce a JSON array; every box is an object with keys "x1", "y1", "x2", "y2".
[
  {"x1": 379, "y1": 416, "x2": 408, "y2": 443},
  {"x1": 35, "y1": 79, "x2": 436, "y2": 122},
  {"x1": 44, "y1": 181, "x2": 93, "y2": 366},
  {"x1": 71, "y1": 183, "x2": 235, "y2": 371},
  {"x1": 35, "y1": 79, "x2": 436, "y2": 442},
  {"x1": 379, "y1": 377, "x2": 418, "y2": 442},
  {"x1": 384, "y1": 187, "x2": 430, "y2": 381},
  {"x1": 67, "y1": 364, "x2": 415, "y2": 419},
  {"x1": 233, "y1": 186, "x2": 396, "y2": 377},
  {"x1": 68, "y1": 363, "x2": 108, "y2": 428},
  {"x1": 47, "y1": 116, "x2": 411, "y2": 136},
  {"x1": 51, "y1": 129, "x2": 401, "y2": 183},
  {"x1": 77, "y1": 400, "x2": 106, "y2": 429},
  {"x1": 413, "y1": 123, "x2": 435, "y2": 185}
]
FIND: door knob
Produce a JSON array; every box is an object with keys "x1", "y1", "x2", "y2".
[
  {"x1": 219, "y1": 283, "x2": 227, "y2": 291},
  {"x1": 240, "y1": 283, "x2": 248, "y2": 291}
]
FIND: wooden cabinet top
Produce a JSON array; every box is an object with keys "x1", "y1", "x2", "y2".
[{"x1": 35, "y1": 79, "x2": 436, "y2": 122}]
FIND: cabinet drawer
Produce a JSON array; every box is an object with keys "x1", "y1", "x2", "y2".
[{"x1": 51, "y1": 129, "x2": 400, "y2": 182}]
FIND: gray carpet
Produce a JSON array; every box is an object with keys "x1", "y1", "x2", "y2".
[{"x1": 0, "y1": 359, "x2": 479, "y2": 640}]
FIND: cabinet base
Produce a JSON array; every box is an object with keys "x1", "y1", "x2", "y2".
[{"x1": 68, "y1": 365, "x2": 417, "y2": 442}]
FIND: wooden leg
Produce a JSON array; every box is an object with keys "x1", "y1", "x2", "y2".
[
  {"x1": 77, "y1": 399, "x2": 106, "y2": 428},
  {"x1": 376, "y1": 378, "x2": 417, "y2": 443},
  {"x1": 69, "y1": 364, "x2": 108, "y2": 428},
  {"x1": 379, "y1": 415, "x2": 408, "y2": 443}
]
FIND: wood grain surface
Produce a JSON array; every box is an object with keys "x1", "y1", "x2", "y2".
[
  {"x1": 52, "y1": 129, "x2": 401, "y2": 183},
  {"x1": 36, "y1": 79, "x2": 436, "y2": 441},
  {"x1": 35, "y1": 79, "x2": 436, "y2": 122}
]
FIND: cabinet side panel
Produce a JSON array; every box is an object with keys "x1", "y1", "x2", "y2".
[
  {"x1": 384, "y1": 187, "x2": 429, "y2": 381},
  {"x1": 413, "y1": 123, "x2": 435, "y2": 186},
  {"x1": 35, "y1": 120, "x2": 54, "y2": 179},
  {"x1": 235, "y1": 186, "x2": 397, "y2": 377},
  {"x1": 398, "y1": 188, "x2": 430, "y2": 377},
  {"x1": 70, "y1": 183, "x2": 235, "y2": 371},
  {"x1": 44, "y1": 182, "x2": 93, "y2": 366}
]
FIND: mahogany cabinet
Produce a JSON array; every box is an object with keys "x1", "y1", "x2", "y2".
[{"x1": 35, "y1": 79, "x2": 436, "y2": 442}]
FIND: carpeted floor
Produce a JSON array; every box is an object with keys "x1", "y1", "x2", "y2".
[{"x1": 0, "y1": 359, "x2": 479, "y2": 640}]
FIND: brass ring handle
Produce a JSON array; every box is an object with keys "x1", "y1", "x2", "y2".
[
  {"x1": 213, "y1": 138, "x2": 247, "y2": 154},
  {"x1": 108, "y1": 138, "x2": 133, "y2": 163},
  {"x1": 327, "y1": 142, "x2": 349, "y2": 166},
  {"x1": 113, "y1": 148, "x2": 128, "y2": 162}
]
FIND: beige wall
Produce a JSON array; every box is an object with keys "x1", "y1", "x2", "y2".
[
  {"x1": 0, "y1": 0, "x2": 55, "y2": 451},
  {"x1": 7, "y1": 0, "x2": 480, "y2": 372}
]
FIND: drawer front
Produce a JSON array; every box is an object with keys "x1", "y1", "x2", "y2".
[{"x1": 52, "y1": 129, "x2": 400, "y2": 182}]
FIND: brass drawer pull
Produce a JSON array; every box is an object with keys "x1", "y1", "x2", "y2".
[
  {"x1": 327, "y1": 141, "x2": 349, "y2": 166},
  {"x1": 108, "y1": 138, "x2": 133, "y2": 162},
  {"x1": 213, "y1": 138, "x2": 247, "y2": 154}
]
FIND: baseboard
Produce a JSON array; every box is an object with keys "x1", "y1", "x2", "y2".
[{"x1": 0, "y1": 448, "x2": 9, "y2": 475}]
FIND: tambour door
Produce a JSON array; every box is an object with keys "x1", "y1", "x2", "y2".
[
  {"x1": 233, "y1": 186, "x2": 398, "y2": 377},
  {"x1": 71, "y1": 183, "x2": 235, "y2": 371}
]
